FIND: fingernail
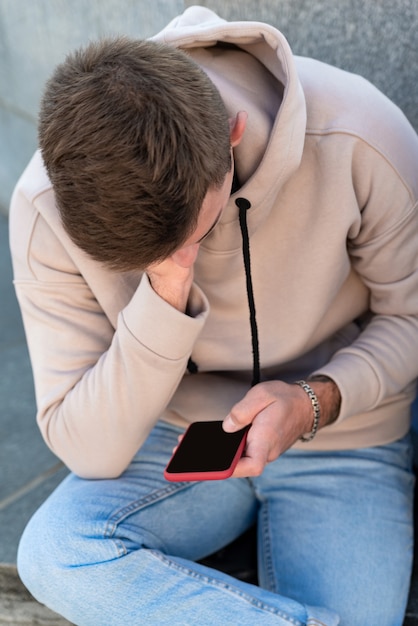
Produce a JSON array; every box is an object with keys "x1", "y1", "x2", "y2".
[{"x1": 223, "y1": 415, "x2": 236, "y2": 433}]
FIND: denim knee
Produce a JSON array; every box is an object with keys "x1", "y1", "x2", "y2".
[{"x1": 17, "y1": 502, "x2": 65, "y2": 605}]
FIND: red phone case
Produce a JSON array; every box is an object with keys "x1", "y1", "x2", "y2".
[{"x1": 164, "y1": 422, "x2": 249, "y2": 482}]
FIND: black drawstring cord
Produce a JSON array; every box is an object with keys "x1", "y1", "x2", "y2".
[
  {"x1": 187, "y1": 195, "x2": 261, "y2": 385},
  {"x1": 236, "y1": 197, "x2": 261, "y2": 387},
  {"x1": 187, "y1": 356, "x2": 198, "y2": 374}
]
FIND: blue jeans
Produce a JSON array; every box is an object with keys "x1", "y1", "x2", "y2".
[{"x1": 17, "y1": 422, "x2": 414, "y2": 626}]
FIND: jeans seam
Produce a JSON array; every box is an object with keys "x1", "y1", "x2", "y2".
[
  {"x1": 111, "y1": 538, "x2": 128, "y2": 558},
  {"x1": 151, "y1": 550, "x2": 305, "y2": 625},
  {"x1": 260, "y1": 500, "x2": 277, "y2": 592},
  {"x1": 104, "y1": 481, "x2": 193, "y2": 538}
]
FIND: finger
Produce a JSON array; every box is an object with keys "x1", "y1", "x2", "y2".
[
  {"x1": 229, "y1": 427, "x2": 271, "y2": 476},
  {"x1": 223, "y1": 385, "x2": 275, "y2": 433},
  {"x1": 223, "y1": 412, "x2": 247, "y2": 432},
  {"x1": 231, "y1": 445, "x2": 269, "y2": 478},
  {"x1": 170, "y1": 433, "x2": 185, "y2": 454}
]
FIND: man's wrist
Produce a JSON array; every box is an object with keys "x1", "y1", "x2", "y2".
[{"x1": 307, "y1": 375, "x2": 341, "y2": 428}]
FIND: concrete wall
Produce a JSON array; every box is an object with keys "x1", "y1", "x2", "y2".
[{"x1": 1, "y1": 0, "x2": 417, "y2": 214}]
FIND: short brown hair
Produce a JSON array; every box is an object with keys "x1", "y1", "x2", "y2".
[{"x1": 39, "y1": 38, "x2": 231, "y2": 270}]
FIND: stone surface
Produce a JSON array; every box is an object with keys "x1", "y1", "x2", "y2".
[
  {"x1": 0, "y1": 465, "x2": 68, "y2": 564},
  {"x1": 191, "y1": 0, "x2": 418, "y2": 130}
]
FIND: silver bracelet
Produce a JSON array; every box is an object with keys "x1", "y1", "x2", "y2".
[{"x1": 294, "y1": 380, "x2": 321, "y2": 442}]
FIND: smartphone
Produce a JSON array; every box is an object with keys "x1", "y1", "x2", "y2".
[{"x1": 164, "y1": 420, "x2": 249, "y2": 482}]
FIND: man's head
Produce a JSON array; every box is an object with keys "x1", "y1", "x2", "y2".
[{"x1": 39, "y1": 37, "x2": 232, "y2": 271}]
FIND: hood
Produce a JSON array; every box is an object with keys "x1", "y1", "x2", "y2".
[{"x1": 151, "y1": 6, "x2": 307, "y2": 250}]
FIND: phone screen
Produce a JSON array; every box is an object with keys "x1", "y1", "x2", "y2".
[{"x1": 164, "y1": 420, "x2": 249, "y2": 481}]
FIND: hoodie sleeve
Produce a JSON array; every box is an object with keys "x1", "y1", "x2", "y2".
[
  {"x1": 9, "y1": 183, "x2": 209, "y2": 478},
  {"x1": 313, "y1": 136, "x2": 418, "y2": 422}
]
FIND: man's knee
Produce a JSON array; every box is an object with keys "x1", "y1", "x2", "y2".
[{"x1": 17, "y1": 505, "x2": 62, "y2": 603}]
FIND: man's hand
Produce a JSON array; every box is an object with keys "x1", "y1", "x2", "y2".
[
  {"x1": 146, "y1": 243, "x2": 200, "y2": 312},
  {"x1": 223, "y1": 378, "x2": 340, "y2": 477}
]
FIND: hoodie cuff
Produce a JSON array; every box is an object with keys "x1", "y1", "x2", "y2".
[
  {"x1": 121, "y1": 274, "x2": 209, "y2": 360},
  {"x1": 313, "y1": 352, "x2": 381, "y2": 423}
]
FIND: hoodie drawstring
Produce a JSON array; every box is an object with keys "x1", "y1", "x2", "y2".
[
  {"x1": 236, "y1": 197, "x2": 260, "y2": 387},
  {"x1": 187, "y1": 196, "x2": 261, "y2": 387}
]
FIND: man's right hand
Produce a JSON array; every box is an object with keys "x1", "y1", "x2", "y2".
[{"x1": 146, "y1": 243, "x2": 200, "y2": 312}]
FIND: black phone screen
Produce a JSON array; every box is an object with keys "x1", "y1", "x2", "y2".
[{"x1": 166, "y1": 420, "x2": 249, "y2": 474}]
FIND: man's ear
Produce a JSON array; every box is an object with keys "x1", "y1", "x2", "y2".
[{"x1": 229, "y1": 111, "x2": 247, "y2": 147}]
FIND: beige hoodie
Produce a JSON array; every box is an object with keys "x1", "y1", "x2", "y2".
[{"x1": 9, "y1": 6, "x2": 418, "y2": 478}]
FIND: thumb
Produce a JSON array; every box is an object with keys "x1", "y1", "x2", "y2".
[
  {"x1": 223, "y1": 404, "x2": 252, "y2": 433},
  {"x1": 223, "y1": 383, "x2": 275, "y2": 433},
  {"x1": 223, "y1": 414, "x2": 241, "y2": 433}
]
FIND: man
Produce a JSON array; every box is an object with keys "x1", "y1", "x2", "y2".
[{"x1": 10, "y1": 6, "x2": 418, "y2": 625}]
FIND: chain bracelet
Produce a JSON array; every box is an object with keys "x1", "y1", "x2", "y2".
[{"x1": 294, "y1": 380, "x2": 321, "y2": 442}]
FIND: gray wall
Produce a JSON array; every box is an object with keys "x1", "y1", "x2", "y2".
[{"x1": 1, "y1": 0, "x2": 417, "y2": 215}]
